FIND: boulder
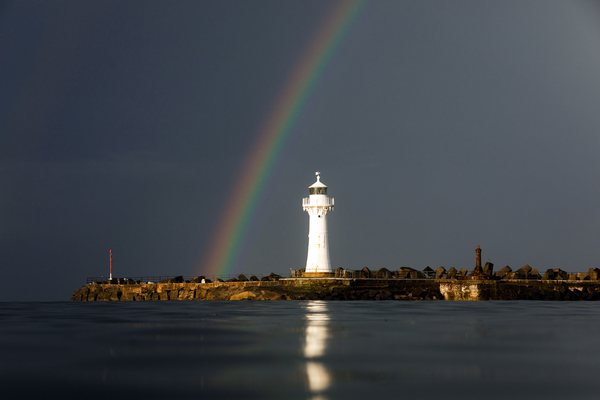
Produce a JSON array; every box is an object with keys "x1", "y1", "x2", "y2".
[
  {"x1": 410, "y1": 287, "x2": 425, "y2": 299},
  {"x1": 496, "y1": 266, "x2": 512, "y2": 278},
  {"x1": 190, "y1": 276, "x2": 205, "y2": 283},
  {"x1": 375, "y1": 268, "x2": 392, "y2": 279},
  {"x1": 249, "y1": 275, "x2": 259, "y2": 281},
  {"x1": 361, "y1": 267, "x2": 371, "y2": 278},
  {"x1": 335, "y1": 267, "x2": 345, "y2": 277},
  {"x1": 230, "y1": 291, "x2": 257, "y2": 300},
  {"x1": 588, "y1": 268, "x2": 600, "y2": 280},
  {"x1": 409, "y1": 270, "x2": 422, "y2": 279},
  {"x1": 398, "y1": 268, "x2": 411, "y2": 279},
  {"x1": 238, "y1": 274, "x2": 249, "y2": 282},
  {"x1": 268, "y1": 273, "x2": 282, "y2": 281},
  {"x1": 435, "y1": 267, "x2": 446, "y2": 280},
  {"x1": 483, "y1": 262, "x2": 494, "y2": 277},
  {"x1": 529, "y1": 269, "x2": 541, "y2": 280},
  {"x1": 515, "y1": 264, "x2": 531, "y2": 279},
  {"x1": 459, "y1": 268, "x2": 468, "y2": 276},
  {"x1": 542, "y1": 269, "x2": 555, "y2": 280},
  {"x1": 226, "y1": 278, "x2": 239, "y2": 282},
  {"x1": 447, "y1": 267, "x2": 457, "y2": 279},
  {"x1": 552, "y1": 268, "x2": 568, "y2": 280},
  {"x1": 121, "y1": 293, "x2": 135, "y2": 301},
  {"x1": 422, "y1": 266, "x2": 434, "y2": 278}
]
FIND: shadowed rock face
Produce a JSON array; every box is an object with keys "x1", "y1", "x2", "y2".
[
  {"x1": 70, "y1": 280, "x2": 445, "y2": 301},
  {"x1": 72, "y1": 267, "x2": 600, "y2": 302}
]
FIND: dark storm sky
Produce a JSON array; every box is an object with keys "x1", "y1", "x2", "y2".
[{"x1": 2, "y1": 1, "x2": 600, "y2": 301}]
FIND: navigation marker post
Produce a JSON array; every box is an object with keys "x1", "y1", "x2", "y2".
[{"x1": 109, "y1": 250, "x2": 113, "y2": 281}]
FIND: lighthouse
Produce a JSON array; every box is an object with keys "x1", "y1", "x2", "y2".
[{"x1": 303, "y1": 172, "x2": 334, "y2": 276}]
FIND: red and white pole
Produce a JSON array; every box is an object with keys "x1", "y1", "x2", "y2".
[{"x1": 109, "y1": 250, "x2": 113, "y2": 281}]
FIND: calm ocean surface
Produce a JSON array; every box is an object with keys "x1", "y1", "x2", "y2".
[{"x1": 1, "y1": 301, "x2": 600, "y2": 399}]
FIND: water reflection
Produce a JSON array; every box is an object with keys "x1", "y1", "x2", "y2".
[{"x1": 302, "y1": 301, "x2": 331, "y2": 399}]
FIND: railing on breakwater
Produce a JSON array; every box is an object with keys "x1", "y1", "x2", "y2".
[
  {"x1": 86, "y1": 273, "x2": 286, "y2": 285},
  {"x1": 87, "y1": 269, "x2": 600, "y2": 285}
]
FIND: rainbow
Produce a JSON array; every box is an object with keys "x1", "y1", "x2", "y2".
[{"x1": 202, "y1": 0, "x2": 366, "y2": 277}]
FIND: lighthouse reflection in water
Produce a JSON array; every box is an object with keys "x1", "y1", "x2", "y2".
[{"x1": 302, "y1": 301, "x2": 331, "y2": 399}]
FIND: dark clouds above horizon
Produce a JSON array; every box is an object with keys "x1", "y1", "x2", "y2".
[{"x1": 2, "y1": 0, "x2": 600, "y2": 301}]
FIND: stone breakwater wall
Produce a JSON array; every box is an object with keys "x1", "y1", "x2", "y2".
[
  {"x1": 71, "y1": 278, "x2": 600, "y2": 301},
  {"x1": 441, "y1": 280, "x2": 600, "y2": 301},
  {"x1": 71, "y1": 279, "x2": 444, "y2": 301}
]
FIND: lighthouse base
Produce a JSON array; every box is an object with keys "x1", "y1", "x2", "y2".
[{"x1": 302, "y1": 271, "x2": 335, "y2": 278}]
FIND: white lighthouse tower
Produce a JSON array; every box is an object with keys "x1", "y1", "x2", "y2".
[{"x1": 303, "y1": 172, "x2": 334, "y2": 276}]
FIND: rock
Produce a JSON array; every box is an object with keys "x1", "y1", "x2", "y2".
[
  {"x1": 483, "y1": 262, "x2": 494, "y2": 277},
  {"x1": 398, "y1": 268, "x2": 411, "y2": 279},
  {"x1": 368, "y1": 289, "x2": 378, "y2": 299},
  {"x1": 250, "y1": 275, "x2": 259, "y2": 281},
  {"x1": 121, "y1": 293, "x2": 135, "y2": 301},
  {"x1": 514, "y1": 265, "x2": 531, "y2": 279},
  {"x1": 361, "y1": 267, "x2": 371, "y2": 278},
  {"x1": 268, "y1": 273, "x2": 282, "y2": 281},
  {"x1": 230, "y1": 291, "x2": 257, "y2": 300},
  {"x1": 553, "y1": 269, "x2": 568, "y2": 280},
  {"x1": 226, "y1": 278, "x2": 238, "y2": 282},
  {"x1": 335, "y1": 267, "x2": 345, "y2": 277},
  {"x1": 459, "y1": 268, "x2": 468, "y2": 276},
  {"x1": 190, "y1": 276, "x2": 205, "y2": 283},
  {"x1": 410, "y1": 287, "x2": 425, "y2": 299},
  {"x1": 238, "y1": 274, "x2": 249, "y2": 282},
  {"x1": 529, "y1": 269, "x2": 541, "y2": 280},
  {"x1": 422, "y1": 266, "x2": 434, "y2": 278},
  {"x1": 542, "y1": 269, "x2": 555, "y2": 280},
  {"x1": 168, "y1": 290, "x2": 179, "y2": 300},
  {"x1": 306, "y1": 292, "x2": 319, "y2": 300},
  {"x1": 447, "y1": 268, "x2": 457, "y2": 279},
  {"x1": 496, "y1": 266, "x2": 512, "y2": 278},
  {"x1": 435, "y1": 267, "x2": 446, "y2": 279},
  {"x1": 375, "y1": 268, "x2": 392, "y2": 279}
]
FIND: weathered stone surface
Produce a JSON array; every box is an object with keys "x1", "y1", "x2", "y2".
[
  {"x1": 238, "y1": 274, "x2": 248, "y2": 282},
  {"x1": 71, "y1": 276, "x2": 600, "y2": 302},
  {"x1": 230, "y1": 291, "x2": 257, "y2": 300},
  {"x1": 496, "y1": 266, "x2": 512, "y2": 278},
  {"x1": 447, "y1": 268, "x2": 457, "y2": 279},
  {"x1": 435, "y1": 267, "x2": 446, "y2": 279},
  {"x1": 375, "y1": 268, "x2": 392, "y2": 279},
  {"x1": 250, "y1": 275, "x2": 259, "y2": 281},
  {"x1": 483, "y1": 262, "x2": 494, "y2": 277}
]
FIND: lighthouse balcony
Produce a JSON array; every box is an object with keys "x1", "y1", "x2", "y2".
[{"x1": 303, "y1": 197, "x2": 334, "y2": 207}]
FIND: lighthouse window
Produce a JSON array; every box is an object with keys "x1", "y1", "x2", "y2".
[{"x1": 309, "y1": 188, "x2": 327, "y2": 195}]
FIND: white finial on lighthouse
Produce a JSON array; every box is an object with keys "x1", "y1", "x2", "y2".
[{"x1": 302, "y1": 172, "x2": 334, "y2": 275}]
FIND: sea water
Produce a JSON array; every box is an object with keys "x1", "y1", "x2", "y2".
[{"x1": 1, "y1": 301, "x2": 600, "y2": 399}]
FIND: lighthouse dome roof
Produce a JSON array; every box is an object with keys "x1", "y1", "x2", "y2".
[{"x1": 309, "y1": 172, "x2": 327, "y2": 188}]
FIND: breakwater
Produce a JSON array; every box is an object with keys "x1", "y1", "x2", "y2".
[{"x1": 71, "y1": 276, "x2": 600, "y2": 301}]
